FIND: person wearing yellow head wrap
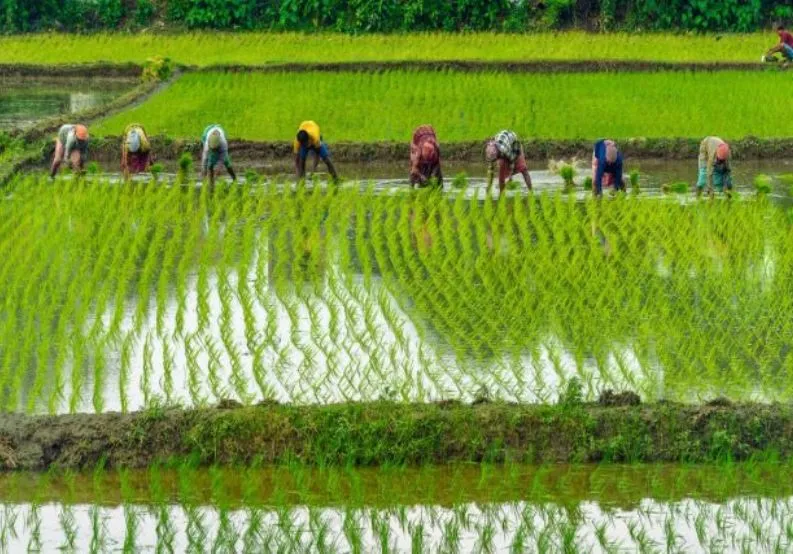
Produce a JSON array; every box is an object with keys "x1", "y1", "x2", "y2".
[{"x1": 50, "y1": 124, "x2": 89, "y2": 178}]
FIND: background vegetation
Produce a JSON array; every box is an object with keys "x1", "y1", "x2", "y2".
[{"x1": 1, "y1": 0, "x2": 792, "y2": 33}]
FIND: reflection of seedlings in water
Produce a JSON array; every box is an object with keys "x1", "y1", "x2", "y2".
[{"x1": 779, "y1": 173, "x2": 793, "y2": 196}]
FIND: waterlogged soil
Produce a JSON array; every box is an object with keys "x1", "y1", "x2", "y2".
[
  {"x1": 0, "y1": 399, "x2": 792, "y2": 470},
  {"x1": 0, "y1": 77, "x2": 135, "y2": 132},
  {"x1": 34, "y1": 155, "x2": 793, "y2": 196}
]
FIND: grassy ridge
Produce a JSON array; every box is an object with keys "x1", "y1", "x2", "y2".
[
  {"x1": 2, "y1": 401, "x2": 793, "y2": 469},
  {"x1": 0, "y1": 32, "x2": 777, "y2": 66},
  {"x1": 94, "y1": 70, "x2": 793, "y2": 141}
]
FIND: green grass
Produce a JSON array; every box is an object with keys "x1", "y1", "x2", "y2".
[
  {"x1": 94, "y1": 70, "x2": 793, "y2": 141},
  {"x1": 0, "y1": 32, "x2": 778, "y2": 66}
]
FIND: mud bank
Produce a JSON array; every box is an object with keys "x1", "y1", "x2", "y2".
[
  {"x1": 1, "y1": 60, "x2": 784, "y2": 78},
  {"x1": 63, "y1": 135, "x2": 793, "y2": 166},
  {"x1": 202, "y1": 59, "x2": 786, "y2": 74},
  {"x1": 0, "y1": 63, "x2": 144, "y2": 79},
  {"x1": 1, "y1": 397, "x2": 792, "y2": 471}
]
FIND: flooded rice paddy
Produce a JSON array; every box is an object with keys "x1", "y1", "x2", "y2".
[
  {"x1": 0, "y1": 173, "x2": 791, "y2": 414},
  {"x1": 0, "y1": 78, "x2": 134, "y2": 131},
  {"x1": 0, "y1": 464, "x2": 790, "y2": 553}
]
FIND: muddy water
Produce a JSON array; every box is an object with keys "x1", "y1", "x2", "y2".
[
  {"x1": 0, "y1": 464, "x2": 789, "y2": 552},
  {"x1": 62, "y1": 157, "x2": 793, "y2": 197},
  {"x1": 0, "y1": 78, "x2": 134, "y2": 131}
]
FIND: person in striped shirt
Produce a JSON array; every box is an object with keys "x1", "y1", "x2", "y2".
[{"x1": 485, "y1": 130, "x2": 532, "y2": 192}]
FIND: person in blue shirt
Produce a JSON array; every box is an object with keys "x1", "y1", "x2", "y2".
[{"x1": 592, "y1": 139, "x2": 625, "y2": 196}]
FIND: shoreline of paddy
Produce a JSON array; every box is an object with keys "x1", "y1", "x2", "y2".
[{"x1": 2, "y1": 396, "x2": 793, "y2": 471}]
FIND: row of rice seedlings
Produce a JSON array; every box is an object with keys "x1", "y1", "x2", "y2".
[
  {"x1": 2, "y1": 174, "x2": 793, "y2": 413},
  {"x1": 0, "y1": 32, "x2": 774, "y2": 66},
  {"x1": 92, "y1": 70, "x2": 793, "y2": 141}
]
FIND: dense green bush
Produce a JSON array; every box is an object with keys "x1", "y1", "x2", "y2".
[{"x1": 0, "y1": 0, "x2": 788, "y2": 33}]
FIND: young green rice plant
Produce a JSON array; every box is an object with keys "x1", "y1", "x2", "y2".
[
  {"x1": 177, "y1": 152, "x2": 194, "y2": 183},
  {"x1": 755, "y1": 174, "x2": 772, "y2": 195},
  {"x1": 630, "y1": 169, "x2": 641, "y2": 194}
]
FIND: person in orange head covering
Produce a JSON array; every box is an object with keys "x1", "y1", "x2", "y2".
[
  {"x1": 51, "y1": 124, "x2": 89, "y2": 178},
  {"x1": 697, "y1": 137, "x2": 732, "y2": 197}
]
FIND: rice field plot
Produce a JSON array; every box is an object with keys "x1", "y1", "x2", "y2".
[
  {"x1": 1, "y1": 174, "x2": 792, "y2": 414},
  {"x1": 93, "y1": 70, "x2": 793, "y2": 142},
  {"x1": 0, "y1": 32, "x2": 775, "y2": 66},
  {"x1": 0, "y1": 463, "x2": 791, "y2": 553}
]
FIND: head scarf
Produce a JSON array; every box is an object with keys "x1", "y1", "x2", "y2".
[
  {"x1": 75, "y1": 125, "x2": 89, "y2": 141},
  {"x1": 716, "y1": 142, "x2": 730, "y2": 161},
  {"x1": 208, "y1": 130, "x2": 221, "y2": 150},
  {"x1": 421, "y1": 141, "x2": 439, "y2": 165}
]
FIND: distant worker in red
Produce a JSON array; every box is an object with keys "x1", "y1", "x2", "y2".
[
  {"x1": 50, "y1": 124, "x2": 89, "y2": 178},
  {"x1": 409, "y1": 125, "x2": 443, "y2": 188},
  {"x1": 484, "y1": 130, "x2": 532, "y2": 192},
  {"x1": 763, "y1": 25, "x2": 793, "y2": 63}
]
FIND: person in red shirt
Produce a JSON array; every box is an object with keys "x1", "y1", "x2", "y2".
[
  {"x1": 409, "y1": 125, "x2": 443, "y2": 188},
  {"x1": 764, "y1": 25, "x2": 793, "y2": 62}
]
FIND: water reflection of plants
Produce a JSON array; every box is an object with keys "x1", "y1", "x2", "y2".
[
  {"x1": 0, "y1": 462, "x2": 792, "y2": 553},
  {"x1": 0, "y1": 175, "x2": 791, "y2": 413}
]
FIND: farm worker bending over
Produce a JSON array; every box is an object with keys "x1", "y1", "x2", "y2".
[
  {"x1": 201, "y1": 124, "x2": 236, "y2": 186},
  {"x1": 409, "y1": 125, "x2": 443, "y2": 188},
  {"x1": 485, "y1": 130, "x2": 532, "y2": 192},
  {"x1": 121, "y1": 123, "x2": 152, "y2": 180},
  {"x1": 50, "y1": 124, "x2": 89, "y2": 178},
  {"x1": 697, "y1": 137, "x2": 732, "y2": 197},
  {"x1": 294, "y1": 120, "x2": 338, "y2": 181},
  {"x1": 763, "y1": 25, "x2": 793, "y2": 62},
  {"x1": 592, "y1": 139, "x2": 625, "y2": 196}
]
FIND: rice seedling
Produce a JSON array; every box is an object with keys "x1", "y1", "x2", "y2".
[
  {"x1": 92, "y1": 70, "x2": 793, "y2": 141},
  {"x1": 0, "y1": 32, "x2": 775, "y2": 66},
  {"x1": 1, "y1": 173, "x2": 793, "y2": 413}
]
